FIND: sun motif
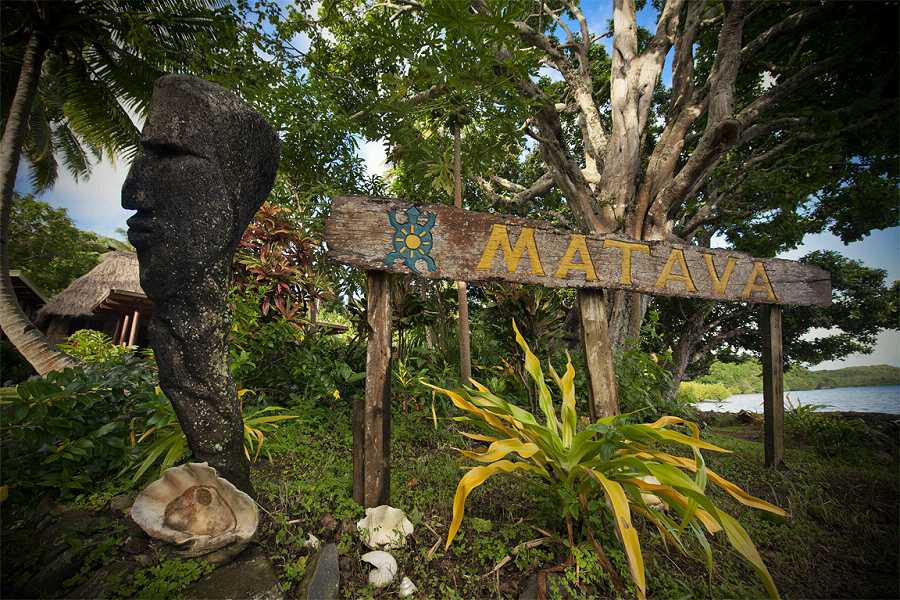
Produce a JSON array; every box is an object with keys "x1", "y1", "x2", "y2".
[{"x1": 384, "y1": 206, "x2": 437, "y2": 274}]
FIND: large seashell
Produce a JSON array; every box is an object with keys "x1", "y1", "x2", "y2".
[
  {"x1": 637, "y1": 475, "x2": 668, "y2": 511},
  {"x1": 131, "y1": 462, "x2": 258, "y2": 557},
  {"x1": 361, "y1": 550, "x2": 397, "y2": 588},
  {"x1": 356, "y1": 505, "x2": 414, "y2": 549},
  {"x1": 398, "y1": 576, "x2": 418, "y2": 597}
]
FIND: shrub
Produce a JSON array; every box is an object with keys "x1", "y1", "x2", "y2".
[
  {"x1": 676, "y1": 381, "x2": 734, "y2": 404},
  {"x1": 0, "y1": 350, "x2": 159, "y2": 499},
  {"x1": 784, "y1": 395, "x2": 870, "y2": 455},
  {"x1": 58, "y1": 329, "x2": 136, "y2": 364},
  {"x1": 616, "y1": 346, "x2": 696, "y2": 420},
  {"x1": 428, "y1": 322, "x2": 786, "y2": 600}
]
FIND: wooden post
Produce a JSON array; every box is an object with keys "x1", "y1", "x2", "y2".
[
  {"x1": 762, "y1": 305, "x2": 785, "y2": 467},
  {"x1": 118, "y1": 314, "x2": 130, "y2": 346},
  {"x1": 128, "y1": 310, "x2": 140, "y2": 346},
  {"x1": 578, "y1": 289, "x2": 619, "y2": 419},
  {"x1": 353, "y1": 270, "x2": 392, "y2": 506},
  {"x1": 112, "y1": 315, "x2": 123, "y2": 346},
  {"x1": 453, "y1": 122, "x2": 472, "y2": 384}
]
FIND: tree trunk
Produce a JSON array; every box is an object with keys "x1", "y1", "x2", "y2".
[
  {"x1": 0, "y1": 33, "x2": 74, "y2": 376},
  {"x1": 453, "y1": 123, "x2": 472, "y2": 384},
  {"x1": 578, "y1": 289, "x2": 618, "y2": 419}
]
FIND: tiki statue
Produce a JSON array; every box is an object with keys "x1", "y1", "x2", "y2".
[{"x1": 122, "y1": 75, "x2": 280, "y2": 496}]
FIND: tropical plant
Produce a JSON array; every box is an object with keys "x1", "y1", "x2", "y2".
[
  {"x1": 0, "y1": 350, "x2": 160, "y2": 498},
  {"x1": 130, "y1": 390, "x2": 299, "y2": 483},
  {"x1": 233, "y1": 202, "x2": 327, "y2": 326},
  {"x1": 0, "y1": 0, "x2": 234, "y2": 375},
  {"x1": 427, "y1": 322, "x2": 787, "y2": 599},
  {"x1": 58, "y1": 329, "x2": 134, "y2": 364}
]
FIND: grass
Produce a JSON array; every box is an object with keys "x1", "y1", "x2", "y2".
[
  {"x1": 250, "y1": 399, "x2": 899, "y2": 599},
  {"x1": 2, "y1": 395, "x2": 896, "y2": 599}
]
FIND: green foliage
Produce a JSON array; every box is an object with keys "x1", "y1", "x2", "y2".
[
  {"x1": 615, "y1": 345, "x2": 694, "y2": 421},
  {"x1": 698, "y1": 360, "x2": 763, "y2": 394},
  {"x1": 111, "y1": 558, "x2": 214, "y2": 599},
  {"x1": 676, "y1": 381, "x2": 733, "y2": 404},
  {"x1": 784, "y1": 396, "x2": 871, "y2": 456},
  {"x1": 698, "y1": 359, "x2": 900, "y2": 393},
  {"x1": 428, "y1": 322, "x2": 787, "y2": 599},
  {"x1": 2, "y1": 0, "x2": 237, "y2": 190},
  {"x1": 7, "y1": 195, "x2": 107, "y2": 296},
  {"x1": 0, "y1": 348, "x2": 159, "y2": 498},
  {"x1": 228, "y1": 286, "x2": 366, "y2": 400},
  {"x1": 59, "y1": 329, "x2": 135, "y2": 364}
]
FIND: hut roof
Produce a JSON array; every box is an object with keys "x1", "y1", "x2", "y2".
[{"x1": 39, "y1": 252, "x2": 145, "y2": 319}]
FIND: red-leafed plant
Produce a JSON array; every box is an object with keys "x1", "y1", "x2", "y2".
[{"x1": 233, "y1": 202, "x2": 328, "y2": 326}]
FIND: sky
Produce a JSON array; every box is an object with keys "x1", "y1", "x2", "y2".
[{"x1": 11, "y1": 1, "x2": 898, "y2": 371}]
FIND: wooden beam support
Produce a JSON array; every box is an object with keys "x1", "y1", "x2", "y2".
[
  {"x1": 118, "y1": 314, "x2": 130, "y2": 346},
  {"x1": 128, "y1": 310, "x2": 140, "y2": 346},
  {"x1": 353, "y1": 270, "x2": 392, "y2": 507},
  {"x1": 762, "y1": 305, "x2": 784, "y2": 467},
  {"x1": 579, "y1": 289, "x2": 619, "y2": 419}
]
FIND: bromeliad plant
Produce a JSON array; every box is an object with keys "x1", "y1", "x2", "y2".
[{"x1": 426, "y1": 322, "x2": 787, "y2": 600}]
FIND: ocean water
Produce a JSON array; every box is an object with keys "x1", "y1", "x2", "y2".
[{"x1": 701, "y1": 384, "x2": 900, "y2": 414}]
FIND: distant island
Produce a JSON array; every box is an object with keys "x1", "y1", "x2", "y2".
[{"x1": 680, "y1": 361, "x2": 900, "y2": 401}]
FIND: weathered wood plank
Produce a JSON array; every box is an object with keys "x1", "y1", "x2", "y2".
[
  {"x1": 359, "y1": 270, "x2": 392, "y2": 506},
  {"x1": 762, "y1": 305, "x2": 785, "y2": 468},
  {"x1": 325, "y1": 196, "x2": 832, "y2": 307}
]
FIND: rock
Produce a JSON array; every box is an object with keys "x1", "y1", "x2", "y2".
[
  {"x1": 109, "y1": 493, "x2": 135, "y2": 514},
  {"x1": 68, "y1": 559, "x2": 134, "y2": 599},
  {"x1": 122, "y1": 536, "x2": 150, "y2": 555},
  {"x1": 122, "y1": 74, "x2": 280, "y2": 497},
  {"x1": 298, "y1": 543, "x2": 340, "y2": 600},
  {"x1": 185, "y1": 546, "x2": 282, "y2": 600},
  {"x1": 24, "y1": 547, "x2": 85, "y2": 597}
]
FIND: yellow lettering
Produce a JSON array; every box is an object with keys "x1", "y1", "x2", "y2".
[
  {"x1": 655, "y1": 248, "x2": 697, "y2": 292},
  {"x1": 703, "y1": 254, "x2": 738, "y2": 296},
  {"x1": 741, "y1": 262, "x2": 777, "y2": 301},
  {"x1": 475, "y1": 224, "x2": 545, "y2": 275},
  {"x1": 603, "y1": 239, "x2": 650, "y2": 285},
  {"x1": 555, "y1": 235, "x2": 597, "y2": 280}
]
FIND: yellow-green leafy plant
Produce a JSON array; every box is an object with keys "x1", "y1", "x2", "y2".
[
  {"x1": 130, "y1": 388, "x2": 298, "y2": 483},
  {"x1": 426, "y1": 322, "x2": 786, "y2": 600}
]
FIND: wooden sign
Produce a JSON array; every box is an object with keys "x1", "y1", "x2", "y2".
[
  {"x1": 326, "y1": 195, "x2": 830, "y2": 505},
  {"x1": 326, "y1": 196, "x2": 831, "y2": 307}
]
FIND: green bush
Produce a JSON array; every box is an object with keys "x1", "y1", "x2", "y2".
[
  {"x1": 784, "y1": 395, "x2": 871, "y2": 455},
  {"x1": 0, "y1": 349, "x2": 159, "y2": 499},
  {"x1": 59, "y1": 329, "x2": 136, "y2": 364},
  {"x1": 617, "y1": 346, "x2": 695, "y2": 421},
  {"x1": 676, "y1": 381, "x2": 734, "y2": 404},
  {"x1": 428, "y1": 322, "x2": 786, "y2": 600}
]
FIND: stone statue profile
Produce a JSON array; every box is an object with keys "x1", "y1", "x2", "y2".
[{"x1": 122, "y1": 75, "x2": 280, "y2": 496}]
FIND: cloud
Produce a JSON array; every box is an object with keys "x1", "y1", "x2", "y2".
[
  {"x1": 15, "y1": 157, "x2": 131, "y2": 240},
  {"x1": 358, "y1": 138, "x2": 388, "y2": 178}
]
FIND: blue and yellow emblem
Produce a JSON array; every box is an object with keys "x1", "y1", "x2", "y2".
[{"x1": 384, "y1": 206, "x2": 437, "y2": 274}]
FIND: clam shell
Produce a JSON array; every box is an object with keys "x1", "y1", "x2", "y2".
[
  {"x1": 398, "y1": 576, "x2": 418, "y2": 597},
  {"x1": 361, "y1": 550, "x2": 397, "y2": 588},
  {"x1": 356, "y1": 505, "x2": 414, "y2": 549},
  {"x1": 131, "y1": 462, "x2": 258, "y2": 557}
]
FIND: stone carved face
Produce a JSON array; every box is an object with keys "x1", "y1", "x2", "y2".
[{"x1": 122, "y1": 75, "x2": 279, "y2": 300}]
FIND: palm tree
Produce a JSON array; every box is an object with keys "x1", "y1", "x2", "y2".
[{"x1": 0, "y1": 0, "x2": 232, "y2": 374}]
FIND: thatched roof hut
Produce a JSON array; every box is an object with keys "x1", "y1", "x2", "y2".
[{"x1": 39, "y1": 252, "x2": 152, "y2": 346}]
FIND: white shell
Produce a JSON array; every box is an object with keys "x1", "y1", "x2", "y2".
[
  {"x1": 637, "y1": 475, "x2": 668, "y2": 511},
  {"x1": 356, "y1": 505, "x2": 414, "y2": 549},
  {"x1": 398, "y1": 576, "x2": 418, "y2": 597},
  {"x1": 305, "y1": 532, "x2": 321, "y2": 550},
  {"x1": 130, "y1": 462, "x2": 258, "y2": 557},
  {"x1": 361, "y1": 550, "x2": 397, "y2": 588}
]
